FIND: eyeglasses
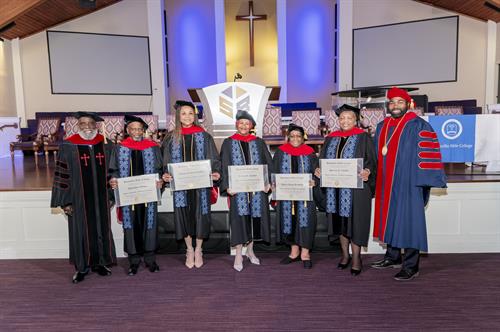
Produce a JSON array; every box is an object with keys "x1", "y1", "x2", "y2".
[{"x1": 128, "y1": 127, "x2": 144, "y2": 132}]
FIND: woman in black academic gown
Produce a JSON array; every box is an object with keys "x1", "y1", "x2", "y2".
[
  {"x1": 314, "y1": 104, "x2": 376, "y2": 276},
  {"x1": 220, "y1": 110, "x2": 273, "y2": 272},
  {"x1": 273, "y1": 124, "x2": 319, "y2": 269},
  {"x1": 162, "y1": 101, "x2": 221, "y2": 269}
]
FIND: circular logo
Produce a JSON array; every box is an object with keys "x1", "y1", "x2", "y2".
[{"x1": 441, "y1": 119, "x2": 462, "y2": 140}]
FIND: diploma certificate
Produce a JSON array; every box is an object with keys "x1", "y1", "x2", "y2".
[
  {"x1": 228, "y1": 165, "x2": 268, "y2": 193},
  {"x1": 167, "y1": 159, "x2": 213, "y2": 191},
  {"x1": 272, "y1": 173, "x2": 312, "y2": 201},
  {"x1": 320, "y1": 158, "x2": 363, "y2": 189},
  {"x1": 115, "y1": 173, "x2": 161, "y2": 207}
]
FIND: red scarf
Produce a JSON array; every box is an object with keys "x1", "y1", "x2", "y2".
[
  {"x1": 328, "y1": 127, "x2": 365, "y2": 137},
  {"x1": 230, "y1": 133, "x2": 257, "y2": 142},
  {"x1": 120, "y1": 137, "x2": 158, "y2": 150},
  {"x1": 278, "y1": 143, "x2": 314, "y2": 156},
  {"x1": 181, "y1": 125, "x2": 204, "y2": 135},
  {"x1": 66, "y1": 133, "x2": 104, "y2": 145}
]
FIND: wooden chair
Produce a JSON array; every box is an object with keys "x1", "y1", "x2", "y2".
[
  {"x1": 137, "y1": 114, "x2": 160, "y2": 144},
  {"x1": 411, "y1": 107, "x2": 425, "y2": 116},
  {"x1": 324, "y1": 109, "x2": 340, "y2": 134},
  {"x1": 435, "y1": 106, "x2": 464, "y2": 116},
  {"x1": 360, "y1": 108, "x2": 386, "y2": 136},
  {"x1": 262, "y1": 106, "x2": 285, "y2": 146},
  {"x1": 292, "y1": 110, "x2": 324, "y2": 150},
  {"x1": 10, "y1": 117, "x2": 61, "y2": 166},
  {"x1": 98, "y1": 116, "x2": 125, "y2": 143}
]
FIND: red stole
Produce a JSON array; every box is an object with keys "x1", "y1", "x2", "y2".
[
  {"x1": 120, "y1": 137, "x2": 157, "y2": 150},
  {"x1": 327, "y1": 127, "x2": 364, "y2": 137},
  {"x1": 181, "y1": 125, "x2": 204, "y2": 135},
  {"x1": 230, "y1": 133, "x2": 257, "y2": 142},
  {"x1": 278, "y1": 143, "x2": 314, "y2": 156},
  {"x1": 66, "y1": 133, "x2": 104, "y2": 145}
]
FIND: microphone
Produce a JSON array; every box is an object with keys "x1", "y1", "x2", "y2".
[{"x1": 233, "y1": 73, "x2": 243, "y2": 82}]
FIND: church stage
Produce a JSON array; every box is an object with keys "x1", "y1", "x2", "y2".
[{"x1": 1, "y1": 156, "x2": 499, "y2": 259}]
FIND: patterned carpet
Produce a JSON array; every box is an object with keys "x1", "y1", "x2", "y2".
[{"x1": 1, "y1": 253, "x2": 499, "y2": 331}]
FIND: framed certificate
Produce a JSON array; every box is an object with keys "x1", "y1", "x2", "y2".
[
  {"x1": 167, "y1": 159, "x2": 213, "y2": 191},
  {"x1": 320, "y1": 158, "x2": 363, "y2": 189},
  {"x1": 115, "y1": 173, "x2": 161, "y2": 207},
  {"x1": 228, "y1": 165, "x2": 268, "y2": 193},
  {"x1": 271, "y1": 173, "x2": 312, "y2": 201}
]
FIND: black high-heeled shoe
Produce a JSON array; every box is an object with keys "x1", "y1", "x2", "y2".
[
  {"x1": 350, "y1": 268, "x2": 362, "y2": 276},
  {"x1": 337, "y1": 256, "x2": 351, "y2": 270},
  {"x1": 351, "y1": 255, "x2": 362, "y2": 276}
]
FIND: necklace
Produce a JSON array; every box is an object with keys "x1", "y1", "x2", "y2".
[{"x1": 382, "y1": 113, "x2": 407, "y2": 156}]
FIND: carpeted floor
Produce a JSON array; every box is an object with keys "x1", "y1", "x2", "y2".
[{"x1": 1, "y1": 253, "x2": 499, "y2": 331}]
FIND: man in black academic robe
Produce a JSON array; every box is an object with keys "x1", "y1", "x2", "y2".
[
  {"x1": 109, "y1": 115, "x2": 164, "y2": 275},
  {"x1": 51, "y1": 111, "x2": 116, "y2": 284}
]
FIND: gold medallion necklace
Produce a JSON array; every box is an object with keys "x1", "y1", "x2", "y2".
[{"x1": 382, "y1": 113, "x2": 407, "y2": 156}]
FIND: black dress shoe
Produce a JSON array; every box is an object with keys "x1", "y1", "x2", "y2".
[
  {"x1": 303, "y1": 260, "x2": 313, "y2": 269},
  {"x1": 128, "y1": 264, "x2": 139, "y2": 276},
  {"x1": 94, "y1": 265, "x2": 112, "y2": 276},
  {"x1": 280, "y1": 256, "x2": 301, "y2": 265},
  {"x1": 371, "y1": 258, "x2": 402, "y2": 269},
  {"x1": 351, "y1": 268, "x2": 361, "y2": 276},
  {"x1": 72, "y1": 271, "x2": 87, "y2": 284},
  {"x1": 148, "y1": 262, "x2": 160, "y2": 273},
  {"x1": 394, "y1": 269, "x2": 419, "y2": 281},
  {"x1": 337, "y1": 257, "x2": 351, "y2": 270}
]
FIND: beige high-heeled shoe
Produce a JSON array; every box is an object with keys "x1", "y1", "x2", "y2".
[
  {"x1": 245, "y1": 252, "x2": 261, "y2": 265},
  {"x1": 194, "y1": 247, "x2": 204, "y2": 268},
  {"x1": 233, "y1": 255, "x2": 244, "y2": 272},
  {"x1": 185, "y1": 248, "x2": 195, "y2": 269}
]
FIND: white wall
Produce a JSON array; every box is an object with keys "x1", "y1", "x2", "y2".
[
  {"x1": 351, "y1": 0, "x2": 488, "y2": 107},
  {"x1": 0, "y1": 41, "x2": 16, "y2": 117},
  {"x1": 19, "y1": 0, "x2": 154, "y2": 119}
]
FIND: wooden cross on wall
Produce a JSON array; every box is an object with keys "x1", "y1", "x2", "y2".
[{"x1": 236, "y1": 1, "x2": 267, "y2": 67}]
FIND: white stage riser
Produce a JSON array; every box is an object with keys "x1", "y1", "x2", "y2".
[{"x1": 1, "y1": 182, "x2": 499, "y2": 259}]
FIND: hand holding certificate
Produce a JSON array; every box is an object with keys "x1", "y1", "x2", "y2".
[
  {"x1": 320, "y1": 158, "x2": 363, "y2": 189},
  {"x1": 167, "y1": 159, "x2": 213, "y2": 191},
  {"x1": 115, "y1": 173, "x2": 161, "y2": 207},
  {"x1": 228, "y1": 165, "x2": 268, "y2": 193},
  {"x1": 272, "y1": 173, "x2": 312, "y2": 201}
]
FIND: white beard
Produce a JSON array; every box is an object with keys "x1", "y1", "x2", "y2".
[{"x1": 78, "y1": 129, "x2": 98, "y2": 140}]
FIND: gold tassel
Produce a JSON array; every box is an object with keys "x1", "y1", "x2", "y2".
[
  {"x1": 194, "y1": 105, "x2": 199, "y2": 114},
  {"x1": 304, "y1": 201, "x2": 307, "y2": 208},
  {"x1": 292, "y1": 202, "x2": 295, "y2": 216},
  {"x1": 102, "y1": 122, "x2": 108, "y2": 144}
]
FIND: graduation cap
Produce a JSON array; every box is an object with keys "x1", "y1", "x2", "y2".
[
  {"x1": 335, "y1": 104, "x2": 361, "y2": 119},
  {"x1": 235, "y1": 110, "x2": 256, "y2": 127},
  {"x1": 124, "y1": 114, "x2": 148, "y2": 130},
  {"x1": 287, "y1": 123, "x2": 307, "y2": 139},
  {"x1": 174, "y1": 100, "x2": 198, "y2": 114},
  {"x1": 74, "y1": 111, "x2": 103, "y2": 122}
]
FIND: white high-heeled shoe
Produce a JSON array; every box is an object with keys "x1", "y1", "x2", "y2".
[
  {"x1": 233, "y1": 256, "x2": 244, "y2": 272},
  {"x1": 185, "y1": 248, "x2": 194, "y2": 269},
  {"x1": 194, "y1": 248, "x2": 204, "y2": 268},
  {"x1": 245, "y1": 253, "x2": 261, "y2": 265},
  {"x1": 233, "y1": 262, "x2": 243, "y2": 272}
]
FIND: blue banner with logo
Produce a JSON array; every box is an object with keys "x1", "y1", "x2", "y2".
[{"x1": 428, "y1": 115, "x2": 476, "y2": 162}]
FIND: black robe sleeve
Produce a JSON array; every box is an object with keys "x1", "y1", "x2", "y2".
[
  {"x1": 219, "y1": 138, "x2": 231, "y2": 196},
  {"x1": 205, "y1": 132, "x2": 221, "y2": 175},
  {"x1": 108, "y1": 145, "x2": 120, "y2": 179},
  {"x1": 161, "y1": 134, "x2": 174, "y2": 174},
  {"x1": 50, "y1": 143, "x2": 72, "y2": 208},
  {"x1": 360, "y1": 133, "x2": 377, "y2": 197}
]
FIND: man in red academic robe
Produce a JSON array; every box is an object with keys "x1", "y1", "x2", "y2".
[{"x1": 371, "y1": 87, "x2": 447, "y2": 281}]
